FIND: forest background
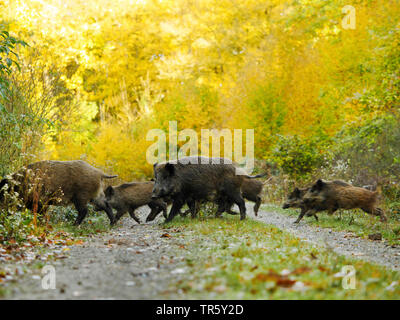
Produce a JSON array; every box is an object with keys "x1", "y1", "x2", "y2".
[{"x1": 1, "y1": 0, "x2": 400, "y2": 206}]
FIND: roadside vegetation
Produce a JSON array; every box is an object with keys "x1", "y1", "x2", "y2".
[
  {"x1": 264, "y1": 204, "x2": 400, "y2": 247},
  {"x1": 0, "y1": 0, "x2": 400, "y2": 299}
]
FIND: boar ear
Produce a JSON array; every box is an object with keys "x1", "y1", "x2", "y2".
[
  {"x1": 153, "y1": 162, "x2": 158, "y2": 169},
  {"x1": 315, "y1": 179, "x2": 325, "y2": 190},
  {"x1": 165, "y1": 163, "x2": 175, "y2": 176},
  {"x1": 0, "y1": 179, "x2": 7, "y2": 201},
  {"x1": 0, "y1": 178, "x2": 8, "y2": 190},
  {"x1": 105, "y1": 186, "x2": 114, "y2": 198},
  {"x1": 294, "y1": 187, "x2": 300, "y2": 195}
]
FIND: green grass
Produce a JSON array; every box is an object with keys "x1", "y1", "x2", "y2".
[
  {"x1": 49, "y1": 206, "x2": 111, "y2": 237},
  {"x1": 263, "y1": 204, "x2": 400, "y2": 246},
  {"x1": 163, "y1": 215, "x2": 400, "y2": 299}
]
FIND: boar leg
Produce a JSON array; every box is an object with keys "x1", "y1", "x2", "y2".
[
  {"x1": 73, "y1": 197, "x2": 89, "y2": 226},
  {"x1": 104, "y1": 202, "x2": 116, "y2": 225},
  {"x1": 180, "y1": 208, "x2": 190, "y2": 217},
  {"x1": 226, "y1": 207, "x2": 239, "y2": 215},
  {"x1": 215, "y1": 203, "x2": 225, "y2": 218},
  {"x1": 225, "y1": 204, "x2": 239, "y2": 215},
  {"x1": 375, "y1": 208, "x2": 387, "y2": 222},
  {"x1": 230, "y1": 193, "x2": 246, "y2": 220},
  {"x1": 146, "y1": 202, "x2": 167, "y2": 222},
  {"x1": 253, "y1": 196, "x2": 262, "y2": 217},
  {"x1": 146, "y1": 207, "x2": 161, "y2": 222},
  {"x1": 91, "y1": 199, "x2": 115, "y2": 225},
  {"x1": 363, "y1": 207, "x2": 387, "y2": 222},
  {"x1": 161, "y1": 202, "x2": 168, "y2": 219},
  {"x1": 188, "y1": 200, "x2": 198, "y2": 219},
  {"x1": 114, "y1": 209, "x2": 127, "y2": 223},
  {"x1": 165, "y1": 199, "x2": 184, "y2": 222},
  {"x1": 327, "y1": 207, "x2": 338, "y2": 215},
  {"x1": 305, "y1": 210, "x2": 320, "y2": 221},
  {"x1": 294, "y1": 207, "x2": 314, "y2": 224},
  {"x1": 128, "y1": 208, "x2": 141, "y2": 224}
]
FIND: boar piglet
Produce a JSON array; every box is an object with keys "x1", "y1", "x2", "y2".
[
  {"x1": 282, "y1": 187, "x2": 320, "y2": 223},
  {"x1": 303, "y1": 179, "x2": 387, "y2": 222},
  {"x1": 102, "y1": 181, "x2": 168, "y2": 224}
]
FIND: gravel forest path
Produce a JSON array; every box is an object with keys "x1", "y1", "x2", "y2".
[
  {"x1": 253, "y1": 205, "x2": 400, "y2": 271},
  {"x1": 5, "y1": 204, "x2": 400, "y2": 299}
]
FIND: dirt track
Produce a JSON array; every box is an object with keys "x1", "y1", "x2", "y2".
[
  {"x1": 4, "y1": 205, "x2": 400, "y2": 299},
  {"x1": 253, "y1": 205, "x2": 400, "y2": 271},
  {"x1": 6, "y1": 209, "x2": 190, "y2": 300}
]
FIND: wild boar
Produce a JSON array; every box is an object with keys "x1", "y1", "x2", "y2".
[
  {"x1": 151, "y1": 156, "x2": 266, "y2": 222},
  {"x1": 102, "y1": 181, "x2": 168, "y2": 224},
  {"x1": 282, "y1": 181, "x2": 354, "y2": 223},
  {"x1": 0, "y1": 160, "x2": 117, "y2": 225},
  {"x1": 282, "y1": 187, "x2": 318, "y2": 223},
  {"x1": 303, "y1": 179, "x2": 387, "y2": 222}
]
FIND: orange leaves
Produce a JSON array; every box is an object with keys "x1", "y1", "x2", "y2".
[
  {"x1": 253, "y1": 271, "x2": 296, "y2": 288},
  {"x1": 251, "y1": 267, "x2": 312, "y2": 289},
  {"x1": 161, "y1": 233, "x2": 172, "y2": 238}
]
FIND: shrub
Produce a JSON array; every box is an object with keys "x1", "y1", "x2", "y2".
[
  {"x1": 269, "y1": 134, "x2": 329, "y2": 180},
  {"x1": 332, "y1": 114, "x2": 400, "y2": 196}
]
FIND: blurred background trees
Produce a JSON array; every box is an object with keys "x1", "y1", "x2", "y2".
[{"x1": 1, "y1": 0, "x2": 400, "y2": 202}]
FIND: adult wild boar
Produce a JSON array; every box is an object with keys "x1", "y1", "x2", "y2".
[
  {"x1": 303, "y1": 179, "x2": 387, "y2": 222},
  {"x1": 151, "y1": 156, "x2": 264, "y2": 222},
  {"x1": 0, "y1": 160, "x2": 117, "y2": 225},
  {"x1": 99, "y1": 181, "x2": 168, "y2": 224}
]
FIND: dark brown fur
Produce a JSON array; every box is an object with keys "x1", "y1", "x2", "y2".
[
  {"x1": 282, "y1": 187, "x2": 319, "y2": 223},
  {"x1": 0, "y1": 160, "x2": 117, "y2": 225},
  {"x1": 152, "y1": 156, "x2": 264, "y2": 222},
  {"x1": 218, "y1": 177, "x2": 264, "y2": 216},
  {"x1": 102, "y1": 181, "x2": 167, "y2": 224},
  {"x1": 303, "y1": 179, "x2": 387, "y2": 222}
]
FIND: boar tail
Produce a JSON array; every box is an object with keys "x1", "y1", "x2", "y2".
[
  {"x1": 102, "y1": 174, "x2": 118, "y2": 179},
  {"x1": 262, "y1": 177, "x2": 273, "y2": 184},
  {"x1": 246, "y1": 172, "x2": 269, "y2": 179}
]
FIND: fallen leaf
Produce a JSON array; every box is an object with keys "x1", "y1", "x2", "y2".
[
  {"x1": 292, "y1": 267, "x2": 312, "y2": 275},
  {"x1": 161, "y1": 233, "x2": 172, "y2": 238}
]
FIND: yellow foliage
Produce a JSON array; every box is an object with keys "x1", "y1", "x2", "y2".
[{"x1": 2, "y1": 0, "x2": 400, "y2": 178}]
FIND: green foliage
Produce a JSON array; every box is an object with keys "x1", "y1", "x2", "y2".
[
  {"x1": 333, "y1": 114, "x2": 400, "y2": 196},
  {"x1": 50, "y1": 205, "x2": 112, "y2": 237},
  {"x1": 0, "y1": 27, "x2": 33, "y2": 175},
  {"x1": 0, "y1": 106, "x2": 47, "y2": 176},
  {"x1": 359, "y1": 25, "x2": 400, "y2": 111},
  {"x1": 270, "y1": 135, "x2": 329, "y2": 179},
  {"x1": 0, "y1": 208, "x2": 35, "y2": 244},
  {"x1": 0, "y1": 181, "x2": 35, "y2": 244},
  {"x1": 0, "y1": 28, "x2": 28, "y2": 103},
  {"x1": 245, "y1": 84, "x2": 286, "y2": 158}
]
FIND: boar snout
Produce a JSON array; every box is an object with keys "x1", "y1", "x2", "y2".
[
  {"x1": 152, "y1": 185, "x2": 167, "y2": 198},
  {"x1": 282, "y1": 203, "x2": 290, "y2": 209}
]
